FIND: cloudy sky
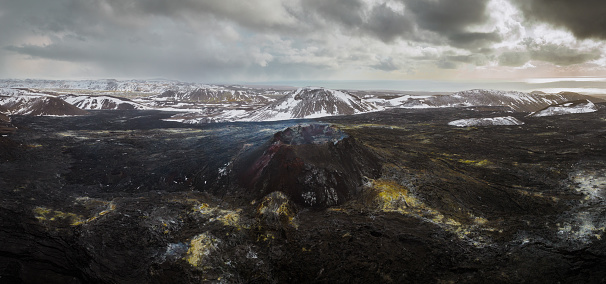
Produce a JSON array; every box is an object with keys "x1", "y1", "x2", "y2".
[{"x1": 1, "y1": 0, "x2": 605, "y2": 84}]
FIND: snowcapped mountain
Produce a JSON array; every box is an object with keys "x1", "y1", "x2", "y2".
[
  {"x1": 1, "y1": 95, "x2": 88, "y2": 116},
  {"x1": 60, "y1": 95, "x2": 146, "y2": 110},
  {"x1": 242, "y1": 88, "x2": 379, "y2": 121},
  {"x1": 388, "y1": 89, "x2": 592, "y2": 112},
  {"x1": 530, "y1": 99, "x2": 598, "y2": 117},
  {"x1": 0, "y1": 88, "x2": 89, "y2": 116}
]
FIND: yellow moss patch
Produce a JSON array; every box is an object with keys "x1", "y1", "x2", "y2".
[
  {"x1": 473, "y1": 217, "x2": 489, "y2": 226},
  {"x1": 184, "y1": 233, "x2": 220, "y2": 267},
  {"x1": 368, "y1": 179, "x2": 494, "y2": 246},
  {"x1": 217, "y1": 212, "x2": 241, "y2": 227},
  {"x1": 256, "y1": 191, "x2": 298, "y2": 228},
  {"x1": 458, "y1": 159, "x2": 491, "y2": 167},
  {"x1": 373, "y1": 180, "x2": 421, "y2": 210},
  {"x1": 70, "y1": 199, "x2": 117, "y2": 226},
  {"x1": 33, "y1": 206, "x2": 85, "y2": 226},
  {"x1": 191, "y1": 202, "x2": 248, "y2": 229},
  {"x1": 257, "y1": 232, "x2": 275, "y2": 242}
]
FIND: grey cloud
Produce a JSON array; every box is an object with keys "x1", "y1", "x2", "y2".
[
  {"x1": 498, "y1": 51, "x2": 531, "y2": 67},
  {"x1": 301, "y1": 1, "x2": 413, "y2": 43},
  {"x1": 497, "y1": 40, "x2": 602, "y2": 67},
  {"x1": 448, "y1": 32, "x2": 501, "y2": 49},
  {"x1": 405, "y1": 0, "x2": 498, "y2": 48},
  {"x1": 301, "y1": 0, "x2": 495, "y2": 47},
  {"x1": 528, "y1": 43, "x2": 601, "y2": 66},
  {"x1": 363, "y1": 4, "x2": 415, "y2": 42},
  {"x1": 437, "y1": 60, "x2": 458, "y2": 69},
  {"x1": 3, "y1": 0, "x2": 604, "y2": 81},
  {"x1": 302, "y1": 0, "x2": 364, "y2": 28},
  {"x1": 372, "y1": 57, "x2": 399, "y2": 71},
  {"x1": 405, "y1": 0, "x2": 489, "y2": 32},
  {"x1": 513, "y1": 0, "x2": 606, "y2": 40},
  {"x1": 447, "y1": 54, "x2": 490, "y2": 66}
]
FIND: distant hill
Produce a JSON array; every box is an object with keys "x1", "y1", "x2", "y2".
[{"x1": 391, "y1": 89, "x2": 594, "y2": 112}]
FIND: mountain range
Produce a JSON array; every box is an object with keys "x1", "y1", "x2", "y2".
[{"x1": 0, "y1": 79, "x2": 603, "y2": 122}]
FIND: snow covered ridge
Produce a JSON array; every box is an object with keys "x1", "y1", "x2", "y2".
[
  {"x1": 530, "y1": 99, "x2": 598, "y2": 117},
  {"x1": 0, "y1": 79, "x2": 286, "y2": 100},
  {"x1": 0, "y1": 95, "x2": 88, "y2": 116},
  {"x1": 240, "y1": 87, "x2": 379, "y2": 121},
  {"x1": 383, "y1": 89, "x2": 592, "y2": 112},
  {"x1": 0, "y1": 88, "x2": 138, "y2": 115},
  {"x1": 60, "y1": 95, "x2": 147, "y2": 110},
  {"x1": 0, "y1": 79, "x2": 210, "y2": 94},
  {"x1": 448, "y1": 116, "x2": 524, "y2": 127}
]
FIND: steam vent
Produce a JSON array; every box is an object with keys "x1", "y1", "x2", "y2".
[{"x1": 239, "y1": 124, "x2": 381, "y2": 208}]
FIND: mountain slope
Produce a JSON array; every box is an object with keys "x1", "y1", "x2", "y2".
[
  {"x1": 242, "y1": 88, "x2": 378, "y2": 121},
  {"x1": 2, "y1": 96, "x2": 89, "y2": 116}
]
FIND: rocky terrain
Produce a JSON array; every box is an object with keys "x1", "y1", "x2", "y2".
[
  {"x1": 1, "y1": 79, "x2": 606, "y2": 283},
  {"x1": 0, "y1": 95, "x2": 605, "y2": 282}
]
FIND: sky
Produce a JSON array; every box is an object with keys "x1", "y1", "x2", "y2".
[{"x1": 1, "y1": 0, "x2": 606, "y2": 87}]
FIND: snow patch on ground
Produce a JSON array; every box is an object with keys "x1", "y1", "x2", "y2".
[
  {"x1": 531, "y1": 100, "x2": 598, "y2": 117},
  {"x1": 448, "y1": 116, "x2": 524, "y2": 127}
]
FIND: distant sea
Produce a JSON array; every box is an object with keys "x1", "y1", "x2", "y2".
[{"x1": 243, "y1": 78, "x2": 606, "y2": 97}]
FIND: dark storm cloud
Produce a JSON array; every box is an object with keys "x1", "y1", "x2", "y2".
[
  {"x1": 301, "y1": 0, "x2": 414, "y2": 42},
  {"x1": 405, "y1": 0, "x2": 499, "y2": 48},
  {"x1": 300, "y1": 0, "x2": 496, "y2": 47},
  {"x1": 513, "y1": 0, "x2": 606, "y2": 40},
  {"x1": 364, "y1": 4, "x2": 415, "y2": 42}
]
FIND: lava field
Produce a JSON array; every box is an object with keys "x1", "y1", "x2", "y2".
[{"x1": 1, "y1": 106, "x2": 606, "y2": 283}]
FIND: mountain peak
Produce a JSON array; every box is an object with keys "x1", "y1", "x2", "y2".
[{"x1": 243, "y1": 87, "x2": 377, "y2": 121}]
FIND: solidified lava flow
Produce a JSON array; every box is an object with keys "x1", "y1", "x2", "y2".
[{"x1": 238, "y1": 124, "x2": 381, "y2": 208}]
